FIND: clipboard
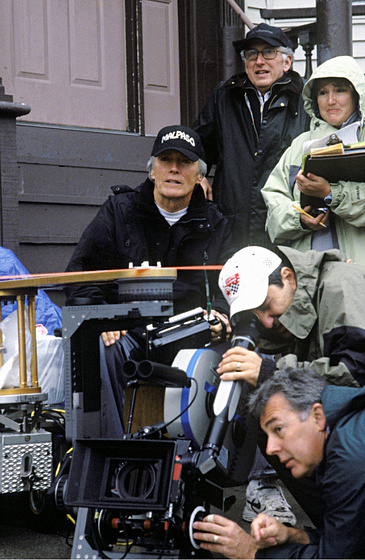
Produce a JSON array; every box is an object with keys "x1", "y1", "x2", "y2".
[
  {"x1": 303, "y1": 150, "x2": 365, "y2": 183},
  {"x1": 301, "y1": 142, "x2": 365, "y2": 208}
]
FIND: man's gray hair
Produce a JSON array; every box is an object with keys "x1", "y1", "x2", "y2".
[
  {"x1": 241, "y1": 46, "x2": 294, "y2": 64},
  {"x1": 248, "y1": 367, "x2": 328, "y2": 421},
  {"x1": 147, "y1": 156, "x2": 207, "y2": 180}
]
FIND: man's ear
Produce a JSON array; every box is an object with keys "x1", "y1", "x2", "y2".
[
  {"x1": 312, "y1": 403, "x2": 327, "y2": 432},
  {"x1": 280, "y1": 267, "x2": 296, "y2": 286},
  {"x1": 283, "y1": 55, "x2": 292, "y2": 72},
  {"x1": 150, "y1": 168, "x2": 155, "y2": 181}
]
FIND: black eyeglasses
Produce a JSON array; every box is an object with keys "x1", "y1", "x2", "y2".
[{"x1": 243, "y1": 47, "x2": 282, "y2": 61}]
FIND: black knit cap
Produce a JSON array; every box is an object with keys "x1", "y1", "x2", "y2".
[
  {"x1": 151, "y1": 125, "x2": 205, "y2": 162},
  {"x1": 233, "y1": 23, "x2": 291, "y2": 53}
]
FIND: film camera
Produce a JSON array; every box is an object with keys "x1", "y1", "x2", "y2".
[{"x1": 58, "y1": 268, "x2": 260, "y2": 558}]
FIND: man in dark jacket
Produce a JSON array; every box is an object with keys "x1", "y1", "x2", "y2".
[
  {"x1": 65, "y1": 124, "x2": 235, "y2": 436},
  {"x1": 192, "y1": 368, "x2": 365, "y2": 559},
  {"x1": 192, "y1": 23, "x2": 310, "y2": 250}
]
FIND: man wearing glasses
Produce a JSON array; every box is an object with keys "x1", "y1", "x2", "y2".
[
  {"x1": 192, "y1": 22, "x2": 309, "y2": 528},
  {"x1": 192, "y1": 23, "x2": 309, "y2": 250}
]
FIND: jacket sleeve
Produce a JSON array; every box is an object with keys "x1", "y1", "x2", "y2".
[
  {"x1": 65, "y1": 198, "x2": 118, "y2": 304},
  {"x1": 327, "y1": 122, "x2": 365, "y2": 226},
  {"x1": 328, "y1": 179, "x2": 365, "y2": 226},
  {"x1": 276, "y1": 353, "x2": 360, "y2": 388},
  {"x1": 261, "y1": 142, "x2": 313, "y2": 244},
  {"x1": 277, "y1": 263, "x2": 365, "y2": 387}
]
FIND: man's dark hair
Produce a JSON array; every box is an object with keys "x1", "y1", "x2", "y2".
[
  {"x1": 248, "y1": 367, "x2": 328, "y2": 420},
  {"x1": 268, "y1": 251, "x2": 294, "y2": 287}
]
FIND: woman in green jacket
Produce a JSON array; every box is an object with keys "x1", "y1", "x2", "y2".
[{"x1": 261, "y1": 56, "x2": 365, "y2": 265}]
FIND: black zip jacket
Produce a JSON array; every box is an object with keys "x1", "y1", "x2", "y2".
[
  {"x1": 65, "y1": 179, "x2": 235, "y2": 316},
  {"x1": 192, "y1": 69, "x2": 310, "y2": 249}
]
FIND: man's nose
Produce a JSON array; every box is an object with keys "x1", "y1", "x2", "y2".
[
  {"x1": 169, "y1": 160, "x2": 179, "y2": 172},
  {"x1": 256, "y1": 52, "x2": 266, "y2": 63},
  {"x1": 266, "y1": 436, "x2": 280, "y2": 456},
  {"x1": 255, "y1": 311, "x2": 274, "y2": 329}
]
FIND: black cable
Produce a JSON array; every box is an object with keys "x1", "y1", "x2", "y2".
[
  {"x1": 157, "y1": 516, "x2": 172, "y2": 559},
  {"x1": 119, "y1": 514, "x2": 134, "y2": 559}
]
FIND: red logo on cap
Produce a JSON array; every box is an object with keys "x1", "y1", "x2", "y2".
[{"x1": 223, "y1": 273, "x2": 240, "y2": 297}]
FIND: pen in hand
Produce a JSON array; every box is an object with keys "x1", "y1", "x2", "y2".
[{"x1": 293, "y1": 204, "x2": 327, "y2": 228}]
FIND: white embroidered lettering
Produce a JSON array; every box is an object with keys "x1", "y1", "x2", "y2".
[{"x1": 160, "y1": 130, "x2": 196, "y2": 147}]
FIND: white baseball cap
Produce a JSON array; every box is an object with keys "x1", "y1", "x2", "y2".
[{"x1": 219, "y1": 247, "x2": 282, "y2": 318}]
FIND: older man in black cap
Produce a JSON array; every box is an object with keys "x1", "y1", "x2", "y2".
[
  {"x1": 193, "y1": 22, "x2": 310, "y2": 525},
  {"x1": 65, "y1": 124, "x2": 235, "y2": 437},
  {"x1": 193, "y1": 23, "x2": 309, "y2": 250}
]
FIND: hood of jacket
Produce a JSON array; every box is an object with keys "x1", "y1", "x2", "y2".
[
  {"x1": 322, "y1": 384, "x2": 365, "y2": 430},
  {"x1": 302, "y1": 55, "x2": 365, "y2": 121},
  {"x1": 276, "y1": 246, "x2": 344, "y2": 339}
]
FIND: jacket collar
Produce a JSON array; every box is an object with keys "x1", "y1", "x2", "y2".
[
  {"x1": 223, "y1": 68, "x2": 304, "y2": 97},
  {"x1": 223, "y1": 69, "x2": 304, "y2": 117},
  {"x1": 136, "y1": 178, "x2": 219, "y2": 227}
]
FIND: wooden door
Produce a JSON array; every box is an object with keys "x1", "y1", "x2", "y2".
[
  {"x1": 0, "y1": 0, "x2": 126, "y2": 130},
  {"x1": 142, "y1": 0, "x2": 180, "y2": 135}
]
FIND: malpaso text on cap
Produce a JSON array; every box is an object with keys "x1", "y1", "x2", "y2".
[{"x1": 161, "y1": 130, "x2": 196, "y2": 147}]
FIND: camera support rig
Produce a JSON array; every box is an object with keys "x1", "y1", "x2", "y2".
[
  {"x1": 59, "y1": 268, "x2": 260, "y2": 559},
  {"x1": 0, "y1": 265, "x2": 259, "y2": 558}
]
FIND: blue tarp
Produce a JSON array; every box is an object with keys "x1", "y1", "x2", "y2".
[{"x1": 0, "y1": 247, "x2": 62, "y2": 335}]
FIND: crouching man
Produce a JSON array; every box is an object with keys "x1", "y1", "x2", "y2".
[{"x1": 193, "y1": 367, "x2": 365, "y2": 558}]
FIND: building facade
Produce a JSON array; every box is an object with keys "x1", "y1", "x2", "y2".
[{"x1": 0, "y1": 0, "x2": 364, "y2": 305}]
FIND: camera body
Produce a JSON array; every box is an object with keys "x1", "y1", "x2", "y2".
[{"x1": 146, "y1": 307, "x2": 212, "y2": 363}]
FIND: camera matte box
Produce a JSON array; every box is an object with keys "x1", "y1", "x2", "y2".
[{"x1": 65, "y1": 438, "x2": 178, "y2": 511}]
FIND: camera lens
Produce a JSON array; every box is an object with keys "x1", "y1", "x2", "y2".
[{"x1": 115, "y1": 462, "x2": 156, "y2": 500}]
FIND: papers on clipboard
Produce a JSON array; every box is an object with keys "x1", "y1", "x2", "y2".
[{"x1": 300, "y1": 123, "x2": 365, "y2": 208}]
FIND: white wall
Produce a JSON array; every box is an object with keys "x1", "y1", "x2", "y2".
[{"x1": 245, "y1": 0, "x2": 365, "y2": 75}]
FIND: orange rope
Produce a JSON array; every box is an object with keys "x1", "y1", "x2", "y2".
[{"x1": 0, "y1": 265, "x2": 223, "y2": 282}]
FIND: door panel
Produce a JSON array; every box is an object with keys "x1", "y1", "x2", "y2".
[
  {"x1": 0, "y1": 0, "x2": 126, "y2": 130},
  {"x1": 142, "y1": 0, "x2": 180, "y2": 135}
]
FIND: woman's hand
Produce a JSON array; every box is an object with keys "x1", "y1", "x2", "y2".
[
  {"x1": 296, "y1": 169, "x2": 331, "y2": 200},
  {"x1": 299, "y1": 206, "x2": 330, "y2": 231}
]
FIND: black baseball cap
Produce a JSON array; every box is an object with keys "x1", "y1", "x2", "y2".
[
  {"x1": 233, "y1": 23, "x2": 291, "y2": 53},
  {"x1": 151, "y1": 125, "x2": 205, "y2": 162}
]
